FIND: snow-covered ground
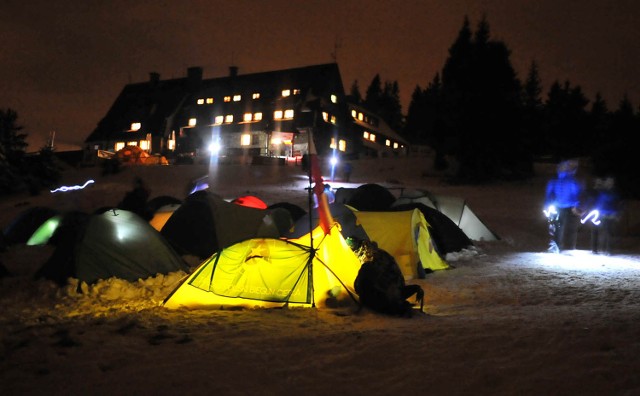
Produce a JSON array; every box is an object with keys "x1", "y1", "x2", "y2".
[{"x1": 2, "y1": 156, "x2": 640, "y2": 395}]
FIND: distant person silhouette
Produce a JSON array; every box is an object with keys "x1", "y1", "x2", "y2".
[{"x1": 544, "y1": 160, "x2": 583, "y2": 253}]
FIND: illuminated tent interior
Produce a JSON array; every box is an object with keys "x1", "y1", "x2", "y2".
[
  {"x1": 2, "y1": 206, "x2": 59, "y2": 245},
  {"x1": 350, "y1": 209, "x2": 450, "y2": 279},
  {"x1": 163, "y1": 226, "x2": 361, "y2": 309},
  {"x1": 35, "y1": 209, "x2": 188, "y2": 285}
]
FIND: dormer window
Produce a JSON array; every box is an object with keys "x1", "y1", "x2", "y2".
[
  {"x1": 206, "y1": 98, "x2": 214, "y2": 104},
  {"x1": 274, "y1": 110, "x2": 283, "y2": 120},
  {"x1": 130, "y1": 122, "x2": 141, "y2": 131},
  {"x1": 254, "y1": 112, "x2": 263, "y2": 121},
  {"x1": 293, "y1": 89, "x2": 301, "y2": 95},
  {"x1": 284, "y1": 109, "x2": 294, "y2": 119},
  {"x1": 243, "y1": 113, "x2": 253, "y2": 122},
  {"x1": 225, "y1": 115, "x2": 233, "y2": 123}
]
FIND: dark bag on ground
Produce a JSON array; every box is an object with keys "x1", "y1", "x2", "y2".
[{"x1": 354, "y1": 242, "x2": 424, "y2": 317}]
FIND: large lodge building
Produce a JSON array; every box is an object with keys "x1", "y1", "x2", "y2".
[{"x1": 85, "y1": 63, "x2": 407, "y2": 163}]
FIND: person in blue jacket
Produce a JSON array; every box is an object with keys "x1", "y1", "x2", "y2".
[{"x1": 544, "y1": 160, "x2": 583, "y2": 253}]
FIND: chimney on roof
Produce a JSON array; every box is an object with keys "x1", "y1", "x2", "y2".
[
  {"x1": 229, "y1": 66, "x2": 238, "y2": 77},
  {"x1": 187, "y1": 66, "x2": 203, "y2": 90},
  {"x1": 149, "y1": 72, "x2": 160, "y2": 86}
]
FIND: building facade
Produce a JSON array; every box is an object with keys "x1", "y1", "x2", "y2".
[{"x1": 85, "y1": 63, "x2": 406, "y2": 162}]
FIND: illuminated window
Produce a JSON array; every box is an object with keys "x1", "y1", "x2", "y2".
[
  {"x1": 363, "y1": 131, "x2": 369, "y2": 139},
  {"x1": 243, "y1": 113, "x2": 253, "y2": 122},
  {"x1": 197, "y1": 98, "x2": 205, "y2": 105},
  {"x1": 393, "y1": 142, "x2": 399, "y2": 149},
  {"x1": 115, "y1": 142, "x2": 125, "y2": 151},
  {"x1": 168, "y1": 139, "x2": 175, "y2": 151},
  {"x1": 282, "y1": 89, "x2": 290, "y2": 97},
  {"x1": 351, "y1": 109, "x2": 357, "y2": 118},
  {"x1": 386, "y1": 139, "x2": 391, "y2": 147},
  {"x1": 330, "y1": 115, "x2": 336, "y2": 124},
  {"x1": 225, "y1": 114, "x2": 233, "y2": 123},
  {"x1": 130, "y1": 122, "x2": 141, "y2": 131},
  {"x1": 369, "y1": 133, "x2": 376, "y2": 142},
  {"x1": 188, "y1": 118, "x2": 197, "y2": 127},
  {"x1": 139, "y1": 140, "x2": 150, "y2": 150},
  {"x1": 358, "y1": 112, "x2": 364, "y2": 121},
  {"x1": 274, "y1": 110, "x2": 283, "y2": 120},
  {"x1": 339, "y1": 139, "x2": 346, "y2": 152},
  {"x1": 293, "y1": 89, "x2": 301, "y2": 95},
  {"x1": 233, "y1": 94, "x2": 241, "y2": 102},
  {"x1": 206, "y1": 98, "x2": 214, "y2": 104},
  {"x1": 322, "y1": 112, "x2": 329, "y2": 122},
  {"x1": 254, "y1": 112, "x2": 263, "y2": 121},
  {"x1": 241, "y1": 134, "x2": 251, "y2": 146},
  {"x1": 214, "y1": 115, "x2": 224, "y2": 125},
  {"x1": 330, "y1": 138, "x2": 337, "y2": 149},
  {"x1": 272, "y1": 137, "x2": 282, "y2": 145},
  {"x1": 331, "y1": 94, "x2": 337, "y2": 103},
  {"x1": 252, "y1": 93, "x2": 261, "y2": 99},
  {"x1": 224, "y1": 96, "x2": 231, "y2": 102},
  {"x1": 284, "y1": 109, "x2": 294, "y2": 119},
  {"x1": 127, "y1": 141, "x2": 138, "y2": 146}
]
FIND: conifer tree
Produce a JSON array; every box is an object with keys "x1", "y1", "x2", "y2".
[
  {"x1": 0, "y1": 108, "x2": 28, "y2": 193},
  {"x1": 349, "y1": 80, "x2": 363, "y2": 104}
]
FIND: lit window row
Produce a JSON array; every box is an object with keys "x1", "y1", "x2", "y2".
[
  {"x1": 197, "y1": 93, "x2": 260, "y2": 105},
  {"x1": 281, "y1": 89, "x2": 301, "y2": 97},
  {"x1": 114, "y1": 140, "x2": 150, "y2": 151},
  {"x1": 274, "y1": 109, "x2": 294, "y2": 120},
  {"x1": 351, "y1": 110, "x2": 379, "y2": 126},
  {"x1": 322, "y1": 112, "x2": 337, "y2": 124},
  {"x1": 330, "y1": 138, "x2": 347, "y2": 152},
  {"x1": 363, "y1": 131, "x2": 400, "y2": 149},
  {"x1": 363, "y1": 131, "x2": 376, "y2": 142}
]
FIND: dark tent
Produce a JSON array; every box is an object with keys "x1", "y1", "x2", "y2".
[
  {"x1": 346, "y1": 184, "x2": 396, "y2": 211},
  {"x1": 146, "y1": 195, "x2": 182, "y2": 215},
  {"x1": 3, "y1": 206, "x2": 59, "y2": 245},
  {"x1": 392, "y1": 203, "x2": 473, "y2": 255},
  {"x1": 287, "y1": 202, "x2": 369, "y2": 241},
  {"x1": 35, "y1": 209, "x2": 187, "y2": 285},
  {"x1": 268, "y1": 202, "x2": 307, "y2": 222},
  {"x1": 160, "y1": 190, "x2": 281, "y2": 259}
]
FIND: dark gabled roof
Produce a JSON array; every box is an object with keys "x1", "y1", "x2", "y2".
[{"x1": 86, "y1": 63, "x2": 345, "y2": 143}]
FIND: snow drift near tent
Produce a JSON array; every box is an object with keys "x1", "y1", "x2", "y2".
[
  {"x1": 163, "y1": 225, "x2": 362, "y2": 309},
  {"x1": 35, "y1": 209, "x2": 188, "y2": 285},
  {"x1": 394, "y1": 189, "x2": 499, "y2": 241}
]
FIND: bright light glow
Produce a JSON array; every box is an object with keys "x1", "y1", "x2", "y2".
[
  {"x1": 209, "y1": 141, "x2": 222, "y2": 154},
  {"x1": 369, "y1": 134, "x2": 376, "y2": 142},
  {"x1": 197, "y1": 99, "x2": 204, "y2": 105},
  {"x1": 50, "y1": 179, "x2": 95, "y2": 193},
  {"x1": 363, "y1": 131, "x2": 369, "y2": 139},
  {"x1": 139, "y1": 140, "x2": 150, "y2": 150},
  {"x1": 254, "y1": 112, "x2": 263, "y2": 121},
  {"x1": 282, "y1": 89, "x2": 290, "y2": 97},
  {"x1": 233, "y1": 94, "x2": 241, "y2": 102},
  {"x1": 322, "y1": 112, "x2": 329, "y2": 122},
  {"x1": 393, "y1": 142, "x2": 399, "y2": 149},
  {"x1": 188, "y1": 118, "x2": 197, "y2": 127},
  {"x1": 543, "y1": 205, "x2": 558, "y2": 219},
  {"x1": 214, "y1": 115, "x2": 224, "y2": 125},
  {"x1": 225, "y1": 114, "x2": 233, "y2": 123},
  {"x1": 224, "y1": 96, "x2": 231, "y2": 102},
  {"x1": 115, "y1": 142, "x2": 125, "y2": 151},
  {"x1": 206, "y1": 98, "x2": 213, "y2": 104},
  {"x1": 331, "y1": 94, "x2": 337, "y2": 103},
  {"x1": 358, "y1": 112, "x2": 364, "y2": 121},
  {"x1": 330, "y1": 156, "x2": 338, "y2": 166},
  {"x1": 330, "y1": 138, "x2": 337, "y2": 149},
  {"x1": 127, "y1": 141, "x2": 138, "y2": 146},
  {"x1": 274, "y1": 110, "x2": 283, "y2": 120},
  {"x1": 330, "y1": 115, "x2": 336, "y2": 124},
  {"x1": 581, "y1": 209, "x2": 601, "y2": 226},
  {"x1": 241, "y1": 134, "x2": 251, "y2": 146},
  {"x1": 168, "y1": 139, "x2": 175, "y2": 150},
  {"x1": 243, "y1": 113, "x2": 253, "y2": 122},
  {"x1": 351, "y1": 109, "x2": 357, "y2": 118},
  {"x1": 284, "y1": 109, "x2": 294, "y2": 119},
  {"x1": 272, "y1": 138, "x2": 282, "y2": 145},
  {"x1": 131, "y1": 122, "x2": 141, "y2": 131},
  {"x1": 252, "y1": 93, "x2": 260, "y2": 99},
  {"x1": 339, "y1": 139, "x2": 346, "y2": 152},
  {"x1": 293, "y1": 89, "x2": 300, "y2": 95},
  {"x1": 386, "y1": 139, "x2": 391, "y2": 146}
]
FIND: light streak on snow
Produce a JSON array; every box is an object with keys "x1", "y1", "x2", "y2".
[{"x1": 50, "y1": 179, "x2": 95, "y2": 193}]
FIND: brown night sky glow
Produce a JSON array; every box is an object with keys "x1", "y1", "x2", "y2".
[{"x1": 1, "y1": 0, "x2": 638, "y2": 150}]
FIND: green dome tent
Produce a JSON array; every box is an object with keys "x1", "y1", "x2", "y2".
[{"x1": 35, "y1": 209, "x2": 188, "y2": 285}]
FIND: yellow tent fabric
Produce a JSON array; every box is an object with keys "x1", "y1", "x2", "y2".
[
  {"x1": 163, "y1": 225, "x2": 362, "y2": 309},
  {"x1": 149, "y1": 204, "x2": 180, "y2": 231},
  {"x1": 351, "y1": 209, "x2": 449, "y2": 279}
]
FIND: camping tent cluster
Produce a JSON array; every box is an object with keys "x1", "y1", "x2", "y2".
[{"x1": 1, "y1": 181, "x2": 495, "y2": 313}]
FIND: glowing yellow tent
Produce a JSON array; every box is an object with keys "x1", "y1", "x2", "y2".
[
  {"x1": 351, "y1": 209, "x2": 449, "y2": 279},
  {"x1": 163, "y1": 225, "x2": 362, "y2": 309}
]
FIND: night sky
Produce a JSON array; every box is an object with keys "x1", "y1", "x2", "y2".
[{"x1": 2, "y1": 0, "x2": 638, "y2": 151}]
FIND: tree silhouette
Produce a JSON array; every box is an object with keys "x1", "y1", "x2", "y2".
[
  {"x1": 349, "y1": 80, "x2": 363, "y2": 104},
  {"x1": 0, "y1": 108, "x2": 28, "y2": 193}
]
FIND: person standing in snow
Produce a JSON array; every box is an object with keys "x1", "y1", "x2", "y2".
[
  {"x1": 544, "y1": 160, "x2": 583, "y2": 253},
  {"x1": 585, "y1": 176, "x2": 621, "y2": 255}
]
